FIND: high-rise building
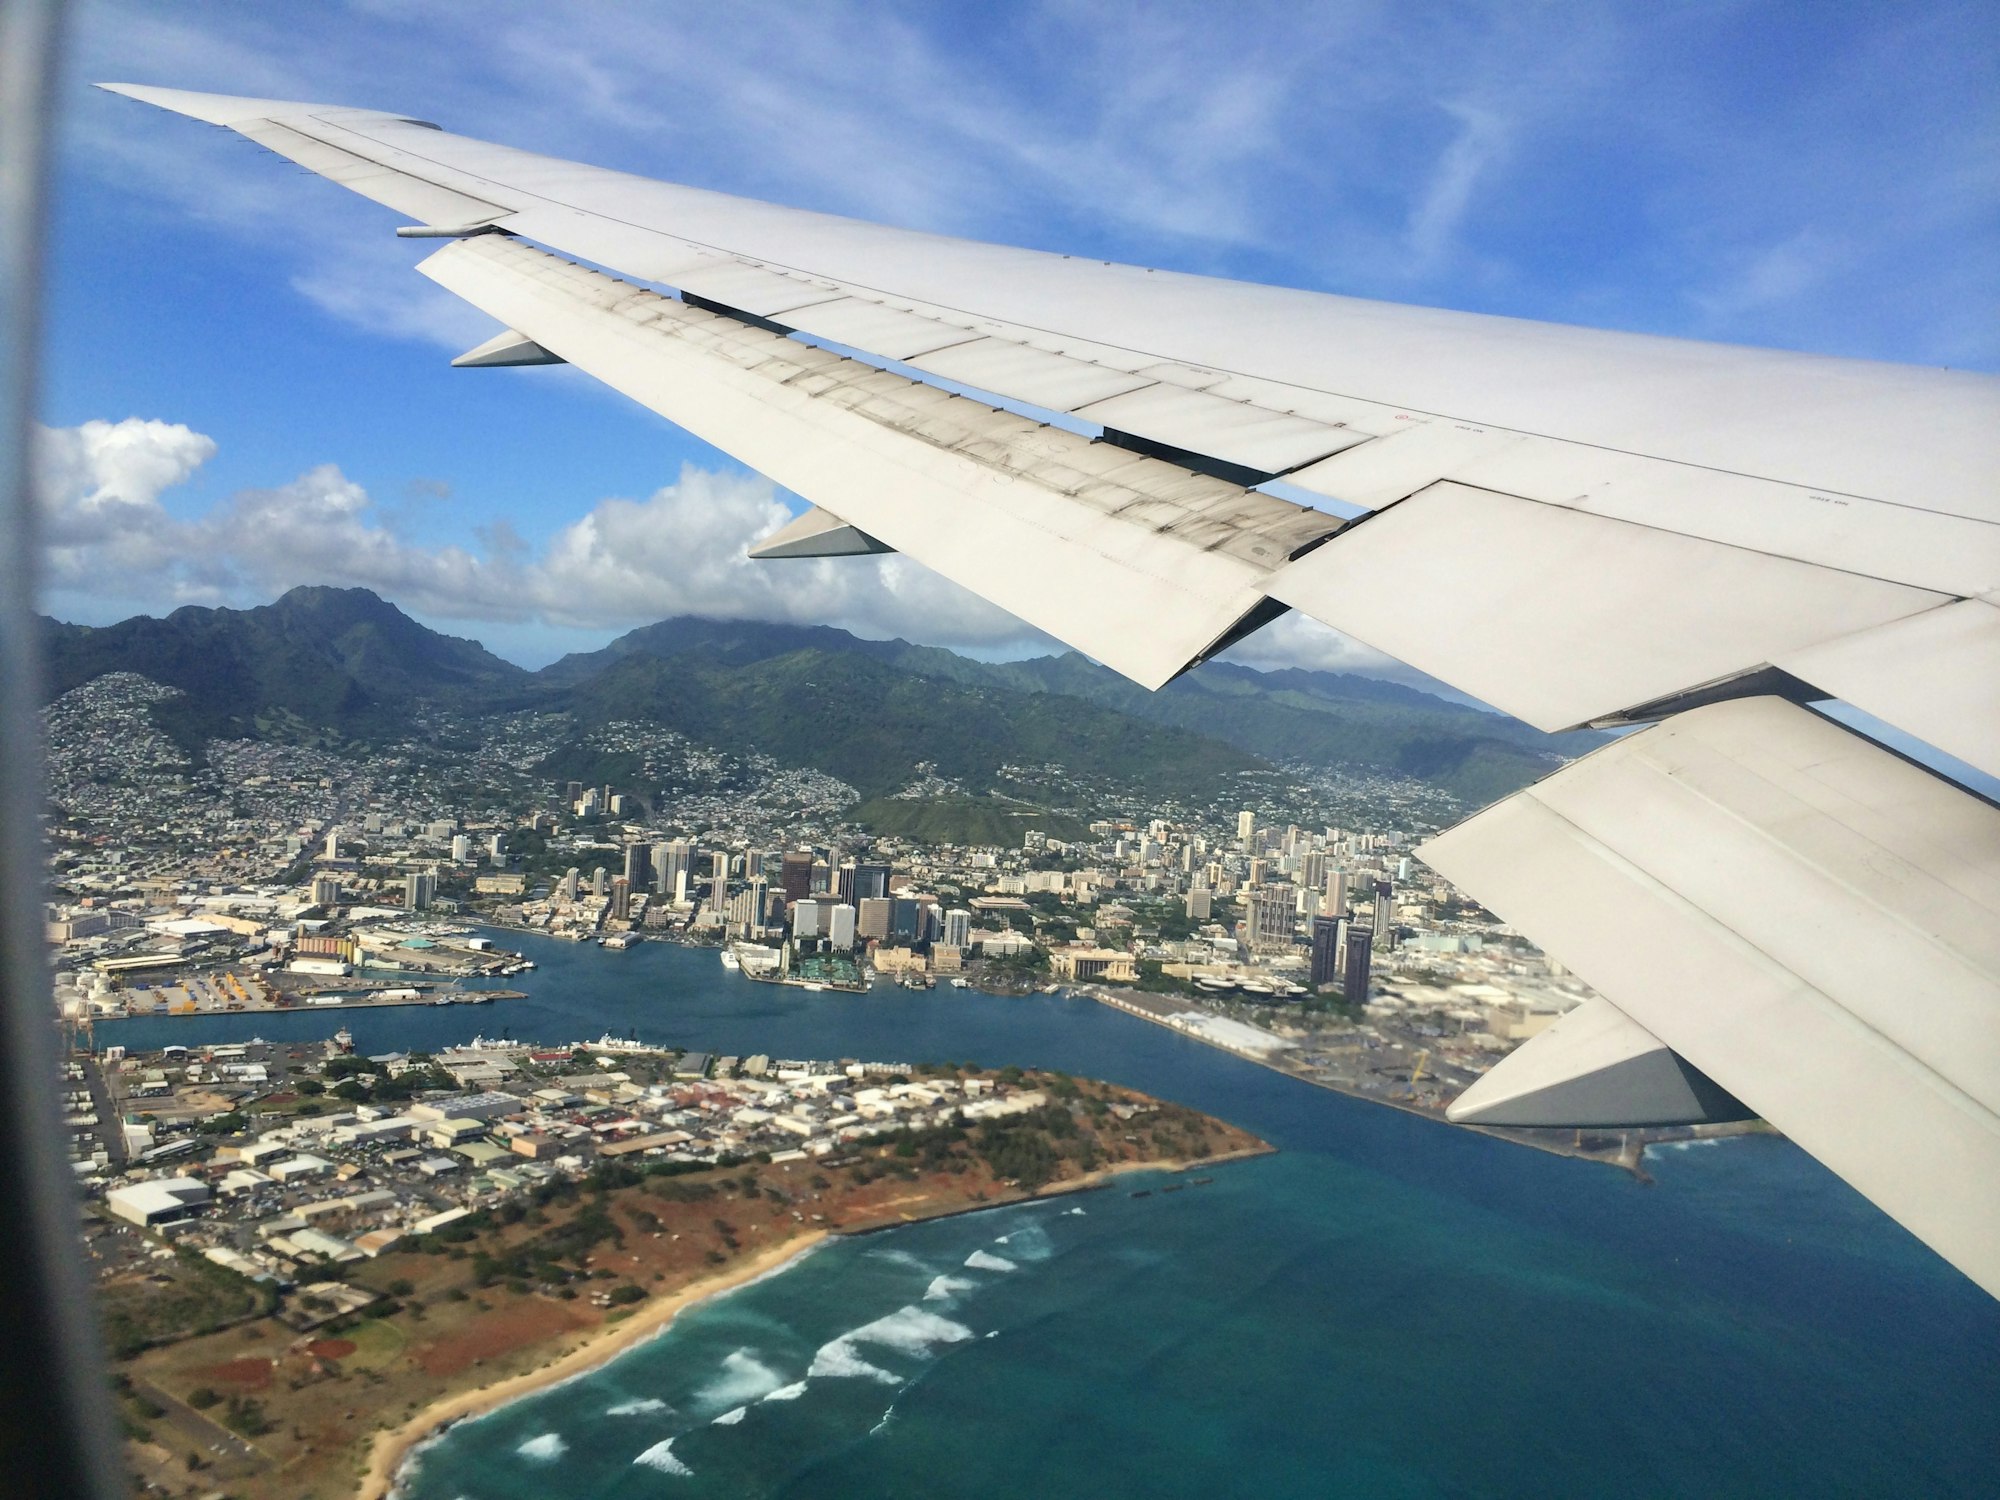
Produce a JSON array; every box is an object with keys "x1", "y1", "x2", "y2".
[
  {"x1": 610, "y1": 875, "x2": 631, "y2": 921},
  {"x1": 1342, "y1": 926, "x2": 1373, "y2": 1006},
  {"x1": 854, "y1": 863, "x2": 891, "y2": 902},
  {"x1": 1186, "y1": 885, "x2": 1212, "y2": 921},
  {"x1": 780, "y1": 851, "x2": 814, "y2": 905},
  {"x1": 794, "y1": 898, "x2": 829, "y2": 939},
  {"x1": 1326, "y1": 868, "x2": 1349, "y2": 917},
  {"x1": 833, "y1": 862, "x2": 858, "y2": 905},
  {"x1": 1237, "y1": 809, "x2": 1256, "y2": 846},
  {"x1": 828, "y1": 902, "x2": 857, "y2": 949},
  {"x1": 710, "y1": 851, "x2": 730, "y2": 917},
  {"x1": 310, "y1": 873, "x2": 341, "y2": 907},
  {"x1": 1372, "y1": 881, "x2": 1395, "y2": 945},
  {"x1": 591, "y1": 866, "x2": 608, "y2": 897},
  {"x1": 1244, "y1": 884, "x2": 1295, "y2": 955},
  {"x1": 857, "y1": 897, "x2": 892, "y2": 941},
  {"x1": 323, "y1": 826, "x2": 341, "y2": 859},
  {"x1": 1309, "y1": 915, "x2": 1343, "y2": 988},
  {"x1": 488, "y1": 832, "x2": 507, "y2": 863},
  {"x1": 450, "y1": 834, "x2": 471, "y2": 863},
  {"x1": 609, "y1": 793, "x2": 628, "y2": 816},
  {"x1": 404, "y1": 870, "x2": 436, "y2": 911},
  {"x1": 943, "y1": 908, "x2": 972, "y2": 951},
  {"x1": 561, "y1": 867, "x2": 580, "y2": 901},
  {"x1": 657, "y1": 840, "x2": 693, "y2": 896},
  {"x1": 889, "y1": 897, "x2": 923, "y2": 943},
  {"x1": 623, "y1": 841, "x2": 651, "y2": 890},
  {"x1": 565, "y1": 780, "x2": 583, "y2": 806},
  {"x1": 1248, "y1": 857, "x2": 1267, "y2": 887},
  {"x1": 1301, "y1": 850, "x2": 1326, "y2": 892}
]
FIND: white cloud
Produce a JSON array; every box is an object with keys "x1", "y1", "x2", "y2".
[{"x1": 33, "y1": 417, "x2": 1040, "y2": 653}]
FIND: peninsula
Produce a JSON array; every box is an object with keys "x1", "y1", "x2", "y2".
[{"x1": 93, "y1": 1048, "x2": 1266, "y2": 1500}]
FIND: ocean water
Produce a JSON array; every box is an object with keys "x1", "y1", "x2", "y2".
[{"x1": 103, "y1": 934, "x2": 2000, "y2": 1497}]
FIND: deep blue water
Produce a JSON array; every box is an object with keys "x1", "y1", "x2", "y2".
[{"x1": 103, "y1": 933, "x2": 2000, "y2": 1498}]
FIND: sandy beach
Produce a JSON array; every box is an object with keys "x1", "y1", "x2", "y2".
[{"x1": 363, "y1": 1231, "x2": 828, "y2": 1500}]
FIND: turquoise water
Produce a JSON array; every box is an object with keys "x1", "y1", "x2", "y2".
[{"x1": 104, "y1": 935, "x2": 2000, "y2": 1497}]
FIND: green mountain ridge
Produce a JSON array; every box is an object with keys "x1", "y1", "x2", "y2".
[{"x1": 39, "y1": 589, "x2": 1592, "y2": 809}]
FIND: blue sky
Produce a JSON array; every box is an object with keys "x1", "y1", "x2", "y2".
[{"x1": 36, "y1": 0, "x2": 2000, "y2": 671}]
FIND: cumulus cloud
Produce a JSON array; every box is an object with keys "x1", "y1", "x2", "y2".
[{"x1": 33, "y1": 417, "x2": 1039, "y2": 652}]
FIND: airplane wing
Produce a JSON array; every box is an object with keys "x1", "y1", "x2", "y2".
[{"x1": 100, "y1": 84, "x2": 2000, "y2": 1295}]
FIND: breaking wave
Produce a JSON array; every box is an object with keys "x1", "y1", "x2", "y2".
[
  {"x1": 867, "y1": 1247, "x2": 932, "y2": 1272},
  {"x1": 1067, "y1": 1206, "x2": 1086, "y2": 1215},
  {"x1": 695, "y1": 1348, "x2": 786, "y2": 1410},
  {"x1": 924, "y1": 1274, "x2": 977, "y2": 1302},
  {"x1": 762, "y1": 1381, "x2": 808, "y2": 1402},
  {"x1": 713, "y1": 1406, "x2": 747, "y2": 1426},
  {"x1": 965, "y1": 1250, "x2": 1018, "y2": 1272},
  {"x1": 808, "y1": 1338, "x2": 898, "y2": 1384},
  {"x1": 633, "y1": 1437, "x2": 692, "y2": 1475},
  {"x1": 846, "y1": 1305, "x2": 975, "y2": 1356},
  {"x1": 516, "y1": 1432, "x2": 566, "y2": 1462},
  {"x1": 606, "y1": 1397, "x2": 670, "y2": 1416}
]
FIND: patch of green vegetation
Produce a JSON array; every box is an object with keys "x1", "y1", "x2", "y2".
[
  {"x1": 850, "y1": 795, "x2": 1091, "y2": 845},
  {"x1": 98, "y1": 1246, "x2": 276, "y2": 1359}
]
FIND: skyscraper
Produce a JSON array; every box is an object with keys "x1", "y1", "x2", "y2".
[
  {"x1": 623, "y1": 840, "x2": 651, "y2": 890},
  {"x1": 1236, "y1": 809, "x2": 1256, "y2": 846},
  {"x1": 591, "y1": 866, "x2": 607, "y2": 897},
  {"x1": 610, "y1": 875, "x2": 630, "y2": 920},
  {"x1": 857, "y1": 897, "x2": 891, "y2": 941},
  {"x1": 943, "y1": 908, "x2": 972, "y2": 951},
  {"x1": 1372, "y1": 881, "x2": 1395, "y2": 946},
  {"x1": 710, "y1": 850, "x2": 729, "y2": 917},
  {"x1": 324, "y1": 826, "x2": 341, "y2": 859},
  {"x1": 829, "y1": 902, "x2": 857, "y2": 949},
  {"x1": 1326, "y1": 868, "x2": 1349, "y2": 917},
  {"x1": 854, "y1": 863, "x2": 891, "y2": 902},
  {"x1": 1244, "y1": 884, "x2": 1295, "y2": 955},
  {"x1": 450, "y1": 834, "x2": 471, "y2": 863},
  {"x1": 1309, "y1": 915, "x2": 1342, "y2": 988},
  {"x1": 561, "y1": 867, "x2": 580, "y2": 902},
  {"x1": 310, "y1": 873, "x2": 341, "y2": 907},
  {"x1": 404, "y1": 870, "x2": 436, "y2": 911},
  {"x1": 779, "y1": 851, "x2": 814, "y2": 905},
  {"x1": 1342, "y1": 926, "x2": 1373, "y2": 1006}
]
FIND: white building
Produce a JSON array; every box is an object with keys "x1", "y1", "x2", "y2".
[{"x1": 107, "y1": 1176, "x2": 210, "y2": 1226}]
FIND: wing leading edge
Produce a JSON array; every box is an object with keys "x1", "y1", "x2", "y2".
[{"x1": 102, "y1": 84, "x2": 2000, "y2": 1295}]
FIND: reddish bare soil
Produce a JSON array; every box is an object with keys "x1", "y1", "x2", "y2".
[
  {"x1": 199, "y1": 1356, "x2": 273, "y2": 1389},
  {"x1": 414, "y1": 1298, "x2": 590, "y2": 1377}
]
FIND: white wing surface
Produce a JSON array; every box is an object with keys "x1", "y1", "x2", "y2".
[{"x1": 101, "y1": 84, "x2": 2000, "y2": 1295}]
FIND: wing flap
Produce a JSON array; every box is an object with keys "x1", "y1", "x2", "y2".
[
  {"x1": 417, "y1": 234, "x2": 1338, "y2": 686},
  {"x1": 1777, "y1": 598, "x2": 2000, "y2": 780},
  {"x1": 1265, "y1": 482, "x2": 1946, "y2": 731},
  {"x1": 1420, "y1": 697, "x2": 2000, "y2": 1298}
]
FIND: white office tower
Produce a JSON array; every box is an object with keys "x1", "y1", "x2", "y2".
[
  {"x1": 1237, "y1": 809, "x2": 1256, "y2": 846},
  {"x1": 1296, "y1": 887, "x2": 1321, "y2": 919},
  {"x1": 450, "y1": 834, "x2": 471, "y2": 863},
  {"x1": 794, "y1": 899, "x2": 824, "y2": 939},
  {"x1": 560, "y1": 867, "x2": 579, "y2": 901},
  {"x1": 1397, "y1": 856, "x2": 1412, "y2": 882},
  {"x1": 944, "y1": 908, "x2": 972, "y2": 951},
  {"x1": 1186, "y1": 885, "x2": 1212, "y2": 921},
  {"x1": 592, "y1": 866, "x2": 608, "y2": 897},
  {"x1": 829, "y1": 902, "x2": 857, "y2": 949},
  {"x1": 1326, "y1": 868, "x2": 1349, "y2": 916},
  {"x1": 324, "y1": 826, "x2": 340, "y2": 859},
  {"x1": 673, "y1": 868, "x2": 690, "y2": 903},
  {"x1": 488, "y1": 833, "x2": 506, "y2": 862}
]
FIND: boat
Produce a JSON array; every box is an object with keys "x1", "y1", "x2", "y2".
[
  {"x1": 719, "y1": 949, "x2": 740, "y2": 971},
  {"x1": 1129, "y1": 1189, "x2": 1152, "y2": 1199},
  {"x1": 950, "y1": 977, "x2": 970, "y2": 989}
]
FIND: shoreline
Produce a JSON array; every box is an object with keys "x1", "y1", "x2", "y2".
[
  {"x1": 366, "y1": 1145, "x2": 1276, "y2": 1496},
  {"x1": 363, "y1": 1231, "x2": 828, "y2": 1500}
]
